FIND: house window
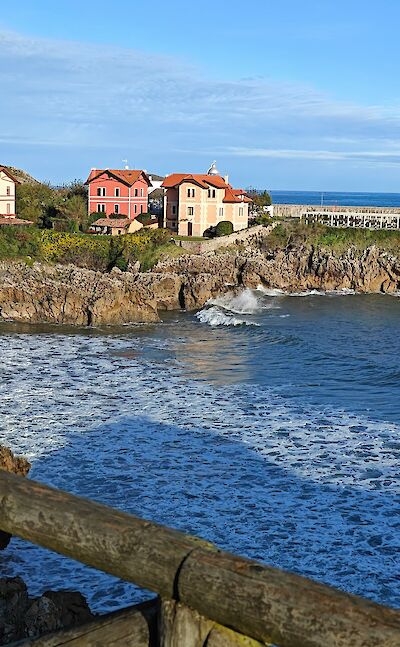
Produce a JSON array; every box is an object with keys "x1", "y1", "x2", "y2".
[
  {"x1": 188, "y1": 207, "x2": 194, "y2": 216},
  {"x1": 114, "y1": 204, "x2": 120, "y2": 214},
  {"x1": 134, "y1": 188, "x2": 138, "y2": 197},
  {"x1": 172, "y1": 205, "x2": 177, "y2": 215},
  {"x1": 140, "y1": 188, "x2": 144, "y2": 197},
  {"x1": 207, "y1": 189, "x2": 216, "y2": 198},
  {"x1": 239, "y1": 207, "x2": 244, "y2": 216},
  {"x1": 6, "y1": 203, "x2": 11, "y2": 214},
  {"x1": 97, "y1": 204, "x2": 106, "y2": 212},
  {"x1": 6, "y1": 186, "x2": 10, "y2": 196},
  {"x1": 187, "y1": 188, "x2": 195, "y2": 198},
  {"x1": 140, "y1": 205, "x2": 143, "y2": 213},
  {"x1": 115, "y1": 187, "x2": 120, "y2": 197},
  {"x1": 219, "y1": 207, "x2": 224, "y2": 217},
  {"x1": 97, "y1": 187, "x2": 106, "y2": 197},
  {"x1": 134, "y1": 204, "x2": 138, "y2": 214}
]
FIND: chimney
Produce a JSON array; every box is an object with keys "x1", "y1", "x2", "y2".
[{"x1": 224, "y1": 175, "x2": 229, "y2": 184}]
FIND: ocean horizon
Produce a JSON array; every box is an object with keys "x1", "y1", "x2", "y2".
[{"x1": 270, "y1": 190, "x2": 400, "y2": 208}]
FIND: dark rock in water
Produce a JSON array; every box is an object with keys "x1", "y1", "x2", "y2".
[
  {"x1": 0, "y1": 446, "x2": 31, "y2": 550},
  {"x1": 0, "y1": 577, "x2": 95, "y2": 645}
]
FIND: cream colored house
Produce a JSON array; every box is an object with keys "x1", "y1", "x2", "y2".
[
  {"x1": 0, "y1": 166, "x2": 19, "y2": 216},
  {"x1": 162, "y1": 163, "x2": 251, "y2": 237}
]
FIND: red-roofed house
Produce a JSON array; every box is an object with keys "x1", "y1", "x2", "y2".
[
  {"x1": 86, "y1": 168, "x2": 151, "y2": 219},
  {"x1": 161, "y1": 162, "x2": 251, "y2": 236},
  {"x1": 0, "y1": 166, "x2": 19, "y2": 217}
]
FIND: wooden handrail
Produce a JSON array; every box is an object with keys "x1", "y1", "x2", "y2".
[{"x1": 1, "y1": 471, "x2": 399, "y2": 646}]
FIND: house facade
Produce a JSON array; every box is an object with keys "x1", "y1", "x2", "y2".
[
  {"x1": 86, "y1": 168, "x2": 151, "y2": 218},
  {"x1": 161, "y1": 164, "x2": 251, "y2": 237},
  {"x1": 0, "y1": 166, "x2": 19, "y2": 216}
]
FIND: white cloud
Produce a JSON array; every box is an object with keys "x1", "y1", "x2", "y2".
[{"x1": 1, "y1": 29, "x2": 400, "y2": 173}]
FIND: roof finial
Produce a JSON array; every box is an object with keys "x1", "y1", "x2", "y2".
[
  {"x1": 207, "y1": 161, "x2": 220, "y2": 176},
  {"x1": 122, "y1": 159, "x2": 129, "y2": 170}
]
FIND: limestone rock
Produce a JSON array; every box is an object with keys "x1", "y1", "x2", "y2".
[{"x1": 0, "y1": 239, "x2": 399, "y2": 327}]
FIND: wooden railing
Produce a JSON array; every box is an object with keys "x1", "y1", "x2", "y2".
[{"x1": 1, "y1": 471, "x2": 400, "y2": 646}]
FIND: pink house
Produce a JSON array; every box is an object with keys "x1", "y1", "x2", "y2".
[{"x1": 86, "y1": 168, "x2": 151, "y2": 219}]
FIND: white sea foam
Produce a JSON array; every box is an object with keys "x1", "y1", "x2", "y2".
[
  {"x1": 196, "y1": 306, "x2": 257, "y2": 327},
  {"x1": 209, "y1": 289, "x2": 263, "y2": 314},
  {"x1": 0, "y1": 326, "x2": 399, "y2": 611},
  {"x1": 196, "y1": 289, "x2": 265, "y2": 326},
  {"x1": 257, "y1": 284, "x2": 358, "y2": 297}
]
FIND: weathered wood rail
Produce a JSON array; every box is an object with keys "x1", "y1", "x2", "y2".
[{"x1": 1, "y1": 471, "x2": 400, "y2": 646}]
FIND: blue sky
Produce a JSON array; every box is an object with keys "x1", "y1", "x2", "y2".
[{"x1": 1, "y1": 0, "x2": 400, "y2": 190}]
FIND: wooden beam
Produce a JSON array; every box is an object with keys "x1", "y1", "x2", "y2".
[
  {"x1": 8, "y1": 600, "x2": 158, "y2": 646},
  {"x1": 1, "y1": 472, "x2": 400, "y2": 646},
  {"x1": 0, "y1": 471, "x2": 214, "y2": 600},
  {"x1": 178, "y1": 548, "x2": 400, "y2": 646}
]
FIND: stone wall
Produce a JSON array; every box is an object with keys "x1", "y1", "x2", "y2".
[{"x1": 174, "y1": 224, "x2": 274, "y2": 253}]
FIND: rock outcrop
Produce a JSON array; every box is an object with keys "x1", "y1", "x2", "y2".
[
  {"x1": 0, "y1": 577, "x2": 94, "y2": 645},
  {"x1": 0, "y1": 239, "x2": 399, "y2": 326},
  {"x1": 0, "y1": 446, "x2": 31, "y2": 550},
  {"x1": 239, "y1": 243, "x2": 400, "y2": 293}
]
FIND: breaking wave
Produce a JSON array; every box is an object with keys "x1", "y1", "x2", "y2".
[{"x1": 196, "y1": 289, "x2": 266, "y2": 326}]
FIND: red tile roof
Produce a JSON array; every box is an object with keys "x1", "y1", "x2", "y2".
[
  {"x1": 90, "y1": 218, "x2": 132, "y2": 228},
  {"x1": 162, "y1": 173, "x2": 251, "y2": 203},
  {"x1": 162, "y1": 174, "x2": 228, "y2": 189},
  {"x1": 86, "y1": 169, "x2": 151, "y2": 186},
  {"x1": 0, "y1": 166, "x2": 20, "y2": 184}
]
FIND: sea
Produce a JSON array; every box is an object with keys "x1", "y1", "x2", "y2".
[
  {"x1": 270, "y1": 190, "x2": 400, "y2": 208},
  {"x1": 0, "y1": 289, "x2": 399, "y2": 612}
]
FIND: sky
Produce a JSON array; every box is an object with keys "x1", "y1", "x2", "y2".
[{"x1": 1, "y1": 0, "x2": 400, "y2": 191}]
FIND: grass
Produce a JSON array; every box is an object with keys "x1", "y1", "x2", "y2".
[
  {"x1": 265, "y1": 220, "x2": 400, "y2": 254},
  {"x1": 173, "y1": 235, "x2": 207, "y2": 241}
]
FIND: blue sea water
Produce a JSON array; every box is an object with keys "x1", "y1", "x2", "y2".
[
  {"x1": 270, "y1": 190, "x2": 400, "y2": 208},
  {"x1": 0, "y1": 290, "x2": 399, "y2": 612}
]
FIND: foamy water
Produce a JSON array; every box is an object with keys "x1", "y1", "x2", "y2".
[{"x1": 0, "y1": 292, "x2": 399, "y2": 611}]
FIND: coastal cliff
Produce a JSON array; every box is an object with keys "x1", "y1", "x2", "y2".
[{"x1": 0, "y1": 234, "x2": 399, "y2": 325}]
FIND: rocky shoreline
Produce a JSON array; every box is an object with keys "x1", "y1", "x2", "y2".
[{"x1": 0, "y1": 235, "x2": 399, "y2": 326}]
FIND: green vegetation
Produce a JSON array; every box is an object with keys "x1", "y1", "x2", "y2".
[
  {"x1": 215, "y1": 221, "x2": 234, "y2": 237},
  {"x1": 173, "y1": 235, "x2": 206, "y2": 241},
  {"x1": 16, "y1": 180, "x2": 89, "y2": 231},
  {"x1": 136, "y1": 213, "x2": 154, "y2": 225},
  {"x1": 254, "y1": 213, "x2": 274, "y2": 227},
  {"x1": 266, "y1": 220, "x2": 400, "y2": 253},
  {"x1": 247, "y1": 189, "x2": 272, "y2": 207},
  {"x1": 0, "y1": 227, "x2": 179, "y2": 271}
]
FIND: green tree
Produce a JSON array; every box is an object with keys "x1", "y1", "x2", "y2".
[{"x1": 215, "y1": 221, "x2": 234, "y2": 237}]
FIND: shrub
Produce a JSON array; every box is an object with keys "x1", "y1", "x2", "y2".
[
  {"x1": 136, "y1": 213, "x2": 152, "y2": 225},
  {"x1": 215, "y1": 221, "x2": 234, "y2": 237}
]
